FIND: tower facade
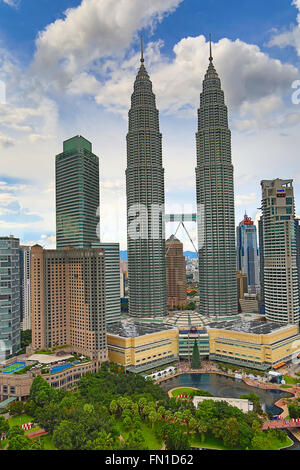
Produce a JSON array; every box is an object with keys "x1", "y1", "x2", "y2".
[
  {"x1": 126, "y1": 46, "x2": 167, "y2": 318},
  {"x1": 195, "y1": 42, "x2": 238, "y2": 317},
  {"x1": 236, "y1": 214, "x2": 260, "y2": 294},
  {"x1": 166, "y1": 236, "x2": 187, "y2": 309},
  {"x1": 56, "y1": 135, "x2": 100, "y2": 249},
  {"x1": 98, "y1": 243, "x2": 121, "y2": 325},
  {"x1": 0, "y1": 236, "x2": 20, "y2": 358},
  {"x1": 19, "y1": 245, "x2": 31, "y2": 331},
  {"x1": 295, "y1": 218, "x2": 300, "y2": 307},
  {"x1": 258, "y1": 217, "x2": 265, "y2": 313},
  {"x1": 31, "y1": 245, "x2": 107, "y2": 361},
  {"x1": 261, "y1": 179, "x2": 299, "y2": 324}
]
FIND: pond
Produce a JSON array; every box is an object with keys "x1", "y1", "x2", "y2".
[{"x1": 160, "y1": 373, "x2": 292, "y2": 415}]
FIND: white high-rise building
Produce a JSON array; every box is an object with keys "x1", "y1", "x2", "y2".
[
  {"x1": 20, "y1": 245, "x2": 31, "y2": 331},
  {"x1": 261, "y1": 179, "x2": 299, "y2": 324}
]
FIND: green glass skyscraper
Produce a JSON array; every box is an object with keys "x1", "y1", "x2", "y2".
[
  {"x1": 195, "y1": 40, "x2": 238, "y2": 317},
  {"x1": 56, "y1": 135, "x2": 100, "y2": 249},
  {"x1": 126, "y1": 45, "x2": 167, "y2": 318}
]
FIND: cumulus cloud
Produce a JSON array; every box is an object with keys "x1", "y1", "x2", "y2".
[
  {"x1": 88, "y1": 36, "x2": 298, "y2": 125},
  {"x1": 32, "y1": 0, "x2": 183, "y2": 88},
  {"x1": 235, "y1": 193, "x2": 259, "y2": 207},
  {"x1": 268, "y1": 0, "x2": 300, "y2": 53}
]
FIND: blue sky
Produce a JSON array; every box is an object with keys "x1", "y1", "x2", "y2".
[{"x1": 0, "y1": 0, "x2": 300, "y2": 250}]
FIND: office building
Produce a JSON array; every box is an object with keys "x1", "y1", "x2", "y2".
[
  {"x1": 258, "y1": 217, "x2": 265, "y2": 314},
  {"x1": 0, "y1": 236, "x2": 21, "y2": 359},
  {"x1": 261, "y1": 179, "x2": 299, "y2": 324},
  {"x1": 126, "y1": 43, "x2": 167, "y2": 318},
  {"x1": 19, "y1": 246, "x2": 31, "y2": 331},
  {"x1": 166, "y1": 236, "x2": 187, "y2": 309},
  {"x1": 236, "y1": 214, "x2": 260, "y2": 294},
  {"x1": 295, "y1": 218, "x2": 300, "y2": 306},
  {"x1": 56, "y1": 135, "x2": 100, "y2": 249},
  {"x1": 98, "y1": 243, "x2": 121, "y2": 325},
  {"x1": 208, "y1": 320, "x2": 300, "y2": 371},
  {"x1": 107, "y1": 321, "x2": 178, "y2": 372},
  {"x1": 31, "y1": 245, "x2": 107, "y2": 362},
  {"x1": 195, "y1": 39, "x2": 238, "y2": 317},
  {"x1": 237, "y1": 270, "x2": 248, "y2": 300}
]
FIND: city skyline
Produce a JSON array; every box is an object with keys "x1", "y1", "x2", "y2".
[{"x1": 0, "y1": 0, "x2": 300, "y2": 251}]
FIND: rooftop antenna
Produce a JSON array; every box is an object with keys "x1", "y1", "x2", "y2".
[
  {"x1": 140, "y1": 34, "x2": 144, "y2": 63},
  {"x1": 209, "y1": 33, "x2": 213, "y2": 62}
]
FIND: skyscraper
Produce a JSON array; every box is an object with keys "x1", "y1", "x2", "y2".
[
  {"x1": 166, "y1": 236, "x2": 187, "y2": 309},
  {"x1": 126, "y1": 42, "x2": 167, "y2": 318},
  {"x1": 295, "y1": 218, "x2": 300, "y2": 306},
  {"x1": 261, "y1": 179, "x2": 299, "y2": 324},
  {"x1": 56, "y1": 135, "x2": 100, "y2": 249},
  {"x1": 98, "y1": 243, "x2": 121, "y2": 325},
  {"x1": 31, "y1": 245, "x2": 107, "y2": 362},
  {"x1": 258, "y1": 217, "x2": 265, "y2": 313},
  {"x1": 236, "y1": 214, "x2": 260, "y2": 294},
  {"x1": 0, "y1": 236, "x2": 21, "y2": 358},
  {"x1": 195, "y1": 38, "x2": 238, "y2": 317},
  {"x1": 19, "y1": 245, "x2": 31, "y2": 331}
]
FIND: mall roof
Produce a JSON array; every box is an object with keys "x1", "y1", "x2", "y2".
[
  {"x1": 207, "y1": 320, "x2": 289, "y2": 335},
  {"x1": 107, "y1": 321, "x2": 176, "y2": 338}
]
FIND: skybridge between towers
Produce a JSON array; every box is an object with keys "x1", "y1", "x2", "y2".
[{"x1": 164, "y1": 213, "x2": 198, "y2": 256}]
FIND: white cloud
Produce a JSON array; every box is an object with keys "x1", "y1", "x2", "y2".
[
  {"x1": 32, "y1": 0, "x2": 183, "y2": 88},
  {"x1": 2, "y1": 0, "x2": 20, "y2": 8},
  {"x1": 235, "y1": 193, "x2": 259, "y2": 207},
  {"x1": 88, "y1": 36, "x2": 298, "y2": 126},
  {"x1": 268, "y1": 0, "x2": 300, "y2": 55}
]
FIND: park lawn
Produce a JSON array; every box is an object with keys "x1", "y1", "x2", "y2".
[
  {"x1": 38, "y1": 434, "x2": 57, "y2": 450},
  {"x1": 191, "y1": 432, "x2": 293, "y2": 451},
  {"x1": 8, "y1": 414, "x2": 34, "y2": 427},
  {"x1": 283, "y1": 375, "x2": 298, "y2": 385},
  {"x1": 191, "y1": 434, "x2": 229, "y2": 450},
  {"x1": 171, "y1": 388, "x2": 199, "y2": 398},
  {"x1": 268, "y1": 435, "x2": 293, "y2": 450},
  {"x1": 114, "y1": 419, "x2": 162, "y2": 450},
  {"x1": 140, "y1": 423, "x2": 162, "y2": 450}
]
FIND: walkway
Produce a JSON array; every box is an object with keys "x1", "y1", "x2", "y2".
[{"x1": 262, "y1": 419, "x2": 300, "y2": 430}]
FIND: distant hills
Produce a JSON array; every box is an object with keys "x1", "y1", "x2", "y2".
[{"x1": 120, "y1": 250, "x2": 197, "y2": 261}]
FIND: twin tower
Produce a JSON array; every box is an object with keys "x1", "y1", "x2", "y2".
[{"x1": 126, "y1": 40, "x2": 238, "y2": 318}]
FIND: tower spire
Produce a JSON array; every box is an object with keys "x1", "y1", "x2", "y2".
[
  {"x1": 209, "y1": 33, "x2": 213, "y2": 62},
  {"x1": 140, "y1": 35, "x2": 144, "y2": 63}
]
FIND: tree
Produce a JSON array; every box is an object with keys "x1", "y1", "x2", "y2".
[
  {"x1": 8, "y1": 435, "x2": 31, "y2": 451},
  {"x1": 29, "y1": 375, "x2": 59, "y2": 407},
  {"x1": 221, "y1": 418, "x2": 240, "y2": 449},
  {"x1": 251, "y1": 431, "x2": 273, "y2": 450},
  {"x1": 52, "y1": 420, "x2": 86, "y2": 450},
  {"x1": 8, "y1": 425, "x2": 25, "y2": 440},
  {"x1": 9, "y1": 401, "x2": 25, "y2": 416},
  {"x1": 162, "y1": 423, "x2": 190, "y2": 451},
  {"x1": 86, "y1": 431, "x2": 114, "y2": 450},
  {"x1": 191, "y1": 340, "x2": 201, "y2": 370},
  {"x1": 35, "y1": 402, "x2": 63, "y2": 434},
  {"x1": 30, "y1": 439, "x2": 44, "y2": 450},
  {"x1": 0, "y1": 416, "x2": 9, "y2": 435},
  {"x1": 123, "y1": 430, "x2": 148, "y2": 450}
]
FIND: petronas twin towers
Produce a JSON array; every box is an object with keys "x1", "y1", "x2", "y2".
[{"x1": 126, "y1": 39, "x2": 238, "y2": 318}]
